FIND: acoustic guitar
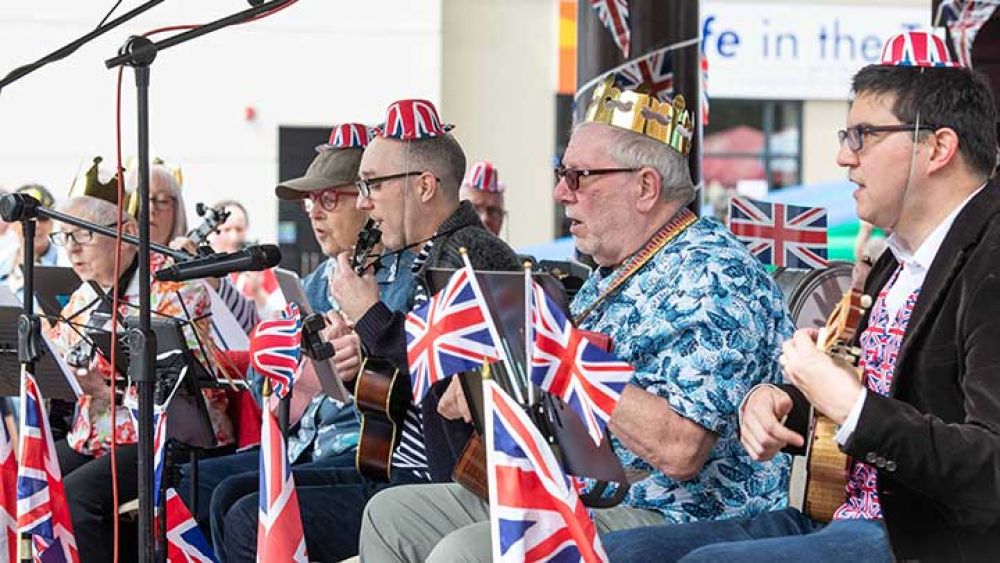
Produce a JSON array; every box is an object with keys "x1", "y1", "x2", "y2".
[{"x1": 803, "y1": 287, "x2": 871, "y2": 522}]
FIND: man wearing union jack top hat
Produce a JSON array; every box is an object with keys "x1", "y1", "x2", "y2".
[
  {"x1": 600, "y1": 29, "x2": 1000, "y2": 562},
  {"x1": 217, "y1": 102, "x2": 521, "y2": 561},
  {"x1": 459, "y1": 160, "x2": 507, "y2": 236}
]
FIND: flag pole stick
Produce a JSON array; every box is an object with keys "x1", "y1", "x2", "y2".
[
  {"x1": 523, "y1": 262, "x2": 535, "y2": 406},
  {"x1": 458, "y1": 249, "x2": 525, "y2": 405}
]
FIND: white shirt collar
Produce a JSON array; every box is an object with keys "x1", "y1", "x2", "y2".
[{"x1": 885, "y1": 184, "x2": 984, "y2": 273}]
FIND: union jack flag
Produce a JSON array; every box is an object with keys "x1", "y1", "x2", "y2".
[
  {"x1": 250, "y1": 302, "x2": 303, "y2": 400},
  {"x1": 939, "y1": 2, "x2": 997, "y2": 67},
  {"x1": 590, "y1": 0, "x2": 630, "y2": 58},
  {"x1": 881, "y1": 29, "x2": 960, "y2": 68},
  {"x1": 728, "y1": 196, "x2": 828, "y2": 269},
  {"x1": 16, "y1": 372, "x2": 79, "y2": 563},
  {"x1": 0, "y1": 408, "x2": 17, "y2": 563},
  {"x1": 165, "y1": 488, "x2": 217, "y2": 563},
  {"x1": 529, "y1": 282, "x2": 631, "y2": 446},
  {"x1": 484, "y1": 380, "x2": 608, "y2": 563},
  {"x1": 257, "y1": 406, "x2": 307, "y2": 563},
  {"x1": 129, "y1": 403, "x2": 168, "y2": 511},
  {"x1": 464, "y1": 161, "x2": 504, "y2": 193},
  {"x1": 700, "y1": 53, "x2": 710, "y2": 127},
  {"x1": 405, "y1": 266, "x2": 501, "y2": 403},
  {"x1": 617, "y1": 46, "x2": 673, "y2": 102},
  {"x1": 316, "y1": 123, "x2": 373, "y2": 152},
  {"x1": 375, "y1": 99, "x2": 453, "y2": 141}
]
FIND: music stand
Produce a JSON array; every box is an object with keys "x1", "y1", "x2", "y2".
[
  {"x1": 91, "y1": 316, "x2": 218, "y2": 450},
  {"x1": 0, "y1": 285, "x2": 81, "y2": 400},
  {"x1": 33, "y1": 265, "x2": 82, "y2": 319},
  {"x1": 427, "y1": 268, "x2": 628, "y2": 489},
  {"x1": 274, "y1": 267, "x2": 349, "y2": 402}
]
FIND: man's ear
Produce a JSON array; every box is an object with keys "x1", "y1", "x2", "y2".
[
  {"x1": 925, "y1": 127, "x2": 961, "y2": 175},
  {"x1": 635, "y1": 166, "x2": 662, "y2": 212},
  {"x1": 418, "y1": 171, "x2": 439, "y2": 203}
]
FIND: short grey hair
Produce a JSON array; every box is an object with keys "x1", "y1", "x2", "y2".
[
  {"x1": 401, "y1": 133, "x2": 467, "y2": 199},
  {"x1": 59, "y1": 195, "x2": 134, "y2": 226},
  {"x1": 576, "y1": 122, "x2": 696, "y2": 205},
  {"x1": 125, "y1": 163, "x2": 188, "y2": 239}
]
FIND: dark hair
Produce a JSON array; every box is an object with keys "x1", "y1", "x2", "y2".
[
  {"x1": 852, "y1": 65, "x2": 998, "y2": 176},
  {"x1": 404, "y1": 133, "x2": 467, "y2": 198}
]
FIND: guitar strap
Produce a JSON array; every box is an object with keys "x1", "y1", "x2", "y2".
[{"x1": 573, "y1": 208, "x2": 697, "y2": 326}]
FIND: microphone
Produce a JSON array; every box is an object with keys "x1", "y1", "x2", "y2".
[
  {"x1": 0, "y1": 193, "x2": 42, "y2": 222},
  {"x1": 154, "y1": 244, "x2": 281, "y2": 282}
]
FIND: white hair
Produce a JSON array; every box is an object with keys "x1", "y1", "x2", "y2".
[
  {"x1": 59, "y1": 195, "x2": 134, "y2": 225},
  {"x1": 125, "y1": 163, "x2": 188, "y2": 239},
  {"x1": 575, "y1": 122, "x2": 696, "y2": 205}
]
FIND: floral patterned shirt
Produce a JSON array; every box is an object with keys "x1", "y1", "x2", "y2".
[
  {"x1": 46, "y1": 254, "x2": 234, "y2": 457},
  {"x1": 572, "y1": 217, "x2": 793, "y2": 522}
]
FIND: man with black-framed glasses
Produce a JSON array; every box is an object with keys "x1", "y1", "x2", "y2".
[
  {"x1": 600, "y1": 29, "x2": 1000, "y2": 563},
  {"x1": 208, "y1": 100, "x2": 521, "y2": 562}
]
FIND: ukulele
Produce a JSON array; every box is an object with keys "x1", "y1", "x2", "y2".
[
  {"x1": 347, "y1": 220, "x2": 412, "y2": 481},
  {"x1": 802, "y1": 287, "x2": 871, "y2": 522}
]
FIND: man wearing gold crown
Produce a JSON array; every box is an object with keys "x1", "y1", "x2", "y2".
[
  {"x1": 598, "y1": 30, "x2": 1000, "y2": 562},
  {"x1": 44, "y1": 159, "x2": 236, "y2": 562},
  {"x1": 355, "y1": 79, "x2": 794, "y2": 562}
]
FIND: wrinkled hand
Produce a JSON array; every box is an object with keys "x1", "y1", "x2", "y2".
[
  {"x1": 329, "y1": 252, "x2": 379, "y2": 323},
  {"x1": 323, "y1": 310, "x2": 362, "y2": 382},
  {"x1": 781, "y1": 328, "x2": 863, "y2": 425},
  {"x1": 437, "y1": 376, "x2": 472, "y2": 423},
  {"x1": 740, "y1": 385, "x2": 804, "y2": 461}
]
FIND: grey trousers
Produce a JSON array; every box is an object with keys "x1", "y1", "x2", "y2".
[{"x1": 359, "y1": 482, "x2": 665, "y2": 562}]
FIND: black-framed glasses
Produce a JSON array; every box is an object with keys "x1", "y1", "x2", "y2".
[
  {"x1": 302, "y1": 189, "x2": 359, "y2": 213},
  {"x1": 553, "y1": 166, "x2": 639, "y2": 192},
  {"x1": 50, "y1": 222, "x2": 119, "y2": 247},
  {"x1": 837, "y1": 123, "x2": 936, "y2": 153},
  {"x1": 355, "y1": 171, "x2": 425, "y2": 199}
]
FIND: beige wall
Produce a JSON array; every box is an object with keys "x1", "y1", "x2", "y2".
[
  {"x1": 441, "y1": 0, "x2": 558, "y2": 248},
  {"x1": 802, "y1": 99, "x2": 850, "y2": 184}
]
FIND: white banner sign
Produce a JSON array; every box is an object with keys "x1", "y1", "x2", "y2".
[{"x1": 702, "y1": 3, "x2": 929, "y2": 100}]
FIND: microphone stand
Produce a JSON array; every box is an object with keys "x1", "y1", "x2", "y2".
[
  {"x1": 16, "y1": 219, "x2": 37, "y2": 563},
  {"x1": 0, "y1": 0, "x2": 165, "y2": 93},
  {"x1": 103, "y1": 2, "x2": 294, "y2": 560}
]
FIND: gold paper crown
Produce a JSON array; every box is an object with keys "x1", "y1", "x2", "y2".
[
  {"x1": 69, "y1": 156, "x2": 139, "y2": 217},
  {"x1": 583, "y1": 76, "x2": 694, "y2": 156}
]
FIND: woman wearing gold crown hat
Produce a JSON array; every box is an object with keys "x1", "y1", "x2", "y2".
[{"x1": 43, "y1": 157, "x2": 238, "y2": 562}]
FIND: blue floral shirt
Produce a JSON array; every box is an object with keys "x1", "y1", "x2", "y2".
[{"x1": 572, "y1": 217, "x2": 793, "y2": 523}]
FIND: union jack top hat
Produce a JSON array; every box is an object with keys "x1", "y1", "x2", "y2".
[
  {"x1": 315, "y1": 123, "x2": 374, "y2": 152},
  {"x1": 462, "y1": 161, "x2": 504, "y2": 193},
  {"x1": 373, "y1": 99, "x2": 454, "y2": 141},
  {"x1": 880, "y1": 30, "x2": 961, "y2": 68}
]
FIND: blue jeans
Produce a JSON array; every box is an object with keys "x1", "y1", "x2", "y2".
[
  {"x1": 177, "y1": 448, "x2": 260, "y2": 536},
  {"x1": 602, "y1": 508, "x2": 892, "y2": 563},
  {"x1": 206, "y1": 451, "x2": 356, "y2": 562},
  {"x1": 222, "y1": 468, "x2": 426, "y2": 562}
]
